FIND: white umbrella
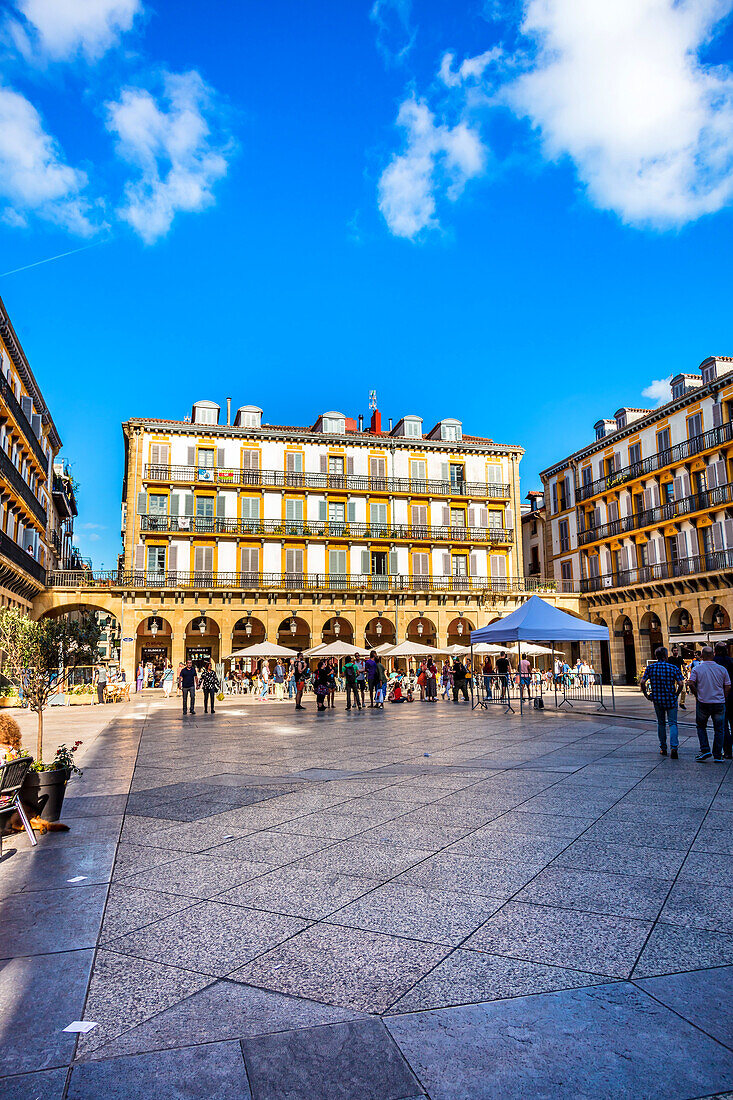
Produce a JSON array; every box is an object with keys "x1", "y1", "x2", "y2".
[
  {"x1": 305, "y1": 640, "x2": 370, "y2": 657},
  {"x1": 471, "y1": 642, "x2": 507, "y2": 655},
  {"x1": 226, "y1": 642, "x2": 299, "y2": 659},
  {"x1": 382, "y1": 640, "x2": 447, "y2": 658},
  {"x1": 373, "y1": 642, "x2": 395, "y2": 655},
  {"x1": 445, "y1": 643, "x2": 471, "y2": 656},
  {"x1": 505, "y1": 642, "x2": 555, "y2": 656}
]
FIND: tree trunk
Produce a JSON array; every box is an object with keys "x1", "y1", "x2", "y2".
[{"x1": 36, "y1": 707, "x2": 43, "y2": 763}]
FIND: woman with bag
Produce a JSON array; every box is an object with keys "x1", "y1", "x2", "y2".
[
  {"x1": 201, "y1": 661, "x2": 220, "y2": 714},
  {"x1": 425, "y1": 658, "x2": 437, "y2": 701}
]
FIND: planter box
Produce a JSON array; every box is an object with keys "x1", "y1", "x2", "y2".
[
  {"x1": 0, "y1": 697, "x2": 19, "y2": 708},
  {"x1": 68, "y1": 696, "x2": 93, "y2": 705}
]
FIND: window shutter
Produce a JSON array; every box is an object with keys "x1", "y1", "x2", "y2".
[
  {"x1": 564, "y1": 476, "x2": 572, "y2": 505},
  {"x1": 347, "y1": 502, "x2": 356, "y2": 522},
  {"x1": 505, "y1": 506, "x2": 513, "y2": 530},
  {"x1": 479, "y1": 507, "x2": 488, "y2": 527},
  {"x1": 490, "y1": 554, "x2": 506, "y2": 578},
  {"x1": 470, "y1": 553, "x2": 477, "y2": 576},
  {"x1": 170, "y1": 492, "x2": 180, "y2": 516},
  {"x1": 216, "y1": 494, "x2": 225, "y2": 519},
  {"x1": 241, "y1": 547, "x2": 259, "y2": 573},
  {"x1": 134, "y1": 544, "x2": 144, "y2": 570},
  {"x1": 643, "y1": 488, "x2": 652, "y2": 511},
  {"x1": 620, "y1": 547, "x2": 628, "y2": 572},
  {"x1": 677, "y1": 531, "x2": 688, "y2": 559},
  {"x1": 608, "y1": 501, "x2": 619, "y2": 523},
  {"x1": 389, "y1": 550, "x2": 398, "y2": 574},
  {"x1": 468, "y1": 507, "x2": 476, "y2": 527},
  {"x1": 320, "y1": 455, "x2": 328, "y2": 475},
  {"x1": 681, "y1": 472, "x2": 691, "y2": 497},
  {"x1": 613, "y1": 453, "x2": 621, "y2": 472},
  {"x1": 168, "y1": 545, "x2": 177, "y2": 572},
  {"x1": 150, "y1": 444, "x2": 159, "y2": 465},
  {"x1": 712, "y1": 522, "x2": 724, "y2": 551},
  {"x1": 361, "y1": 550, "x2": 370, "y2": 574},
  {"x1": 443, "y1": 553, "x2": 451, "y2": 574},
  {"x1": 594, "y1": 505, "x2": 602, "y2": 526},
  {"x1": 137, "y1": 491, "x2": 147, "y2": 515},
  {"x1": 652, "y1": 485, "x2": 661, "y2": 508},
  {"x1": 552, "y1": 484, "x2": 558, "y2": 513},
  {"x1": 713, "y1": 402, "x2": 723, "y2": 427},
  {"x1": 628, "y1": 542, "x2": 637, "y2": 568},
  {"x1": 442, "y1": 506, "x2": 450, "y2": 526},
  {"x1": 441, "y1": 462, "x2": 449, "y2": 484},
  {"x1": 187, "y1": 446, "x2": 195, "y2": 466},
  {"x1": 715, "y1": 460, "x2": 727, "y2": 486},
  {"x1": 707, "y1": 463, "x2": 718, "y2": 489},
  {"x1": 286, "y1": 452, "x2": 295, "y2": 472},
  {"x1": 184, "y1": 492, "x2": 193, "y2": 515},
  {"x1": 217, "y1": 448, "x2": 225, "y2": 467},
  {"x1": 725, "y1": 519, "x2": 733, "y2": 549},
  {"x1": 347, "y1": 456, "x2": 354, "y2": 475},
  {"x1": 318, "y1": 500, "x2": 327, "y2": 521},
  {"x1": 673, "y1": 476, "x2": 683, "y2": 500}
]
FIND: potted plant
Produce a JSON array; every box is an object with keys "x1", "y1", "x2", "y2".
[
  {"x1": 23, "y1": 742, "x2": 83, "y2": 822},
  {"x1": 0, "y1": 684, "x2": 20, "y2": 708},
  {"x1": 0, "y1": 607, "x2": 100, "y2": 788}
]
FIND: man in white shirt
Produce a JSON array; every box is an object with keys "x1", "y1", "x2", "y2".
[{"x1": 688, "y1": 647, "x2": 730, "y2": 762}]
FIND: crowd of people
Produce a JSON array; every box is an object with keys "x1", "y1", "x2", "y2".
[{"x1": 640, "y1": 642, "x2": 733, "y2": 761}]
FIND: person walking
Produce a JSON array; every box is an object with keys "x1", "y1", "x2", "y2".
[
  {"x1": 201, "y1": 661, "x2": 220, "y2": 714},
  {"x1": 258, "y1": 661, "x2": 270, "y2": 701},
  {"x1": 136, "y1": 663, "x2": 144, "y2": 694},
  {"x1": 162, "y1": 660, "x2": 174, "y2": 699},
  {"x1": 94, "y1": 662, "x2": 107, "y2": 705},
  {"x1": 366, "y1": 651, "x2": 378, "y2": 706},
  {"x1": 374, "y1": 654, "x2": 387, "y2": 707},
  {"x1": 518, "y1": 653, "x2": 532, "y2": 702},
  {"x1": 314, "y1": 660, "x2": 330, "y2": 711},
  {"x1": 452, "y1": 658, "x2": 469, "y2": 702},
  {"x1": 425, "y1": 657, "x2": 437, "y2": 701},
  {"x1": 294, "y1": 651, "x2": 308, "y2": 710},
  {"x1": 178, "y1": 658, "x2": 199, "y2": 716},
  {"x1": 343, "y1": 654, "x2": 362, "y2": 710},
  {"x1": 356, "y1": 655, "x2": 367, "y2": 708},
  {"x1": 273, "y1": 660, "x2": 285, "y2": 701},
  {"x1": 495, "y1": 651, "x2": 511, "y2": 702},
  {"x1": 714, "y1": 642, "x2": 733, "y2": 759},
  {"x1": 639, "y1": 646, "x2": 684, "y2": 757},
  {"x1": 689, "y1": 646, "x2": 731, "y2": 762},
  {"x1": 441, "y1": 660, "x2": 452, "y2": 700},
  {"x1": 482, "y1": 655, "x2": 493, "y2": 701},
  {"x1": 668, "y1": 644, "x2": 687, "y2": 709}
]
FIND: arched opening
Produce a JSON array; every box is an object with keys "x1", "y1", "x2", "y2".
[
  {"x1": 364, "y1": 616, "x2": 395, "y2": 648},
  {"x1": 184, "y1": 613, "x2": 220, "y2": 670},
  {"x1": 640, "y1": 611, "x2": 663, "y2": 662},
  {"x1": 447, "y1": 616, "x2": 474, "y2": 646},
  {"x1": 322, "y1": 616, "x2": 353, "y2": 644},
  {"x1": 703, "y1": 604, "x2": 731, "y2": 633},
  {"x1": 406, "y1": 616, "x2": 437, "y2": 646},
  {"x1": 595, "y1": 616, "x2": 611, "y2": 685},
  {"x1": 669, "y1": 606, "x2": 694, "y2": 634},
  {"x1": 231, "y1": 615, "x2": 267, "y2": 653},
  {"x1": 618, "y1": 615, "x2": 636, "y2": 684},
  {"x1": 38, "y1": 605, "x2": 117, "y2": 686},
  {"x1": 136, "y1": 615, "x2": 173, "y2": 685},
  {"x1": 277, "y1": 615, "x2": 310, "y2": 651}
]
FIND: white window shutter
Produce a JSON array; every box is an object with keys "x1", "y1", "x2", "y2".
[
  {"x1": 715, "y1": 459, "x2": 727, "y2": 486},
  {"x1": 652, "y1": 485, "x2": 661, "y2": 508},
  {"x1": 389, "y1": 550, "x2": 398, "y2": 574},
  {"x1": 347, "y1": 456, "x2": 354, "y2": 475},
  {"x1": 320, "y1": 455, "x2": 328, "y2": 474},
  {"x1": 673, "y1": 477, "x2": 683, "y2": 500},
  {"x1": 468, "y1": 507, "x2": 476, "y2": 527},
  {"x1": 347, "y1": 502, "x2": 356, "y2": 521},
  {"x1": 614, "y1": 453, "x2": 621, "y2": 471},
  {"x1": 361, "y1": 550, "x2": 370, "y2": 574},
  {"x1": 286, "y1": 452, "x2": 295, "y2": 472},
  {"x1": 620, "y1": 547, "x2": 628, "y2": 572},
  {"x1": 194, "y1": 546, "x2": 204, "y2": 571},
  {"x1": 137, "y1": 491, "x2": 147, "y2": 515},
  {"x1": 184, "y1": 493, "x2": 193, "y2": 515},
  {"x1": 150, "y1": 444, "x2": 160, "y2": 465},
  {"x1": 134, "y1": 544, "x2": 144, "y2": 570},
  {"x1": 441, "y1": 463, "x2": 449, "y2": 483},
  {"x1": 628, "y1": 542, "x2": 637, "y2": 568},
  {"x1": 168, "y1": 545, "x2": 177, "y2": 572},
  {"x1": 443, "y1": 553, "x2": 451, "y2": 574},
  {"x1": 707, "y1": 463, "x2": 718, "y2": 489},
  {"x1": 681, "y1": 472, "x2": 691, "y2": 497},
  {"x1": 643, "y1": 488, "x2": 652, "y2": 510},
  {"x1": 677, "y1": 531, "x2": 688, "y2": 558},
  {"x1": 216, "y1": 494, "x2": 225, "y2": 519},
  {"x1": 505, "y1": 506, "x2": 514, "y2": 530},
  {"x1": 490, "y1": 554, "x2": 506, "y2": 578},
  {"x1": 170, "y1": 492, "x2": 180, "y2": 516},
  {"x1": 479, "y1": 507, "x2": 488, "y2": 527},
  {"x1": 725, "y1": 518, "x2": 733, "y2": 548},
  {"x1": 594, "y1": 505, "x2": 602, "y2": 526}
]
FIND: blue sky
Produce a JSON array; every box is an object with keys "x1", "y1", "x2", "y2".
[{"x1": 1, "y1": 0, "x2": 733, "y2": 569}]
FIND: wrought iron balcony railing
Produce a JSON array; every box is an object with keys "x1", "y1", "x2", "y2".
[
  {"x1": 580, "y1": 549, "x2": 733, "y2": 593},
  {"x1": 46, "y1": 569, "x2": 561, "y2": 593},
  {"x1": 139, "y1": 514, "x2": 514, "y2": 544},
  {"x1": 143, "y1": 464, "x2": 510, "y2": 500},
  {"x1": 0, "y1": 373, "x2": 47, "y2": 469},
  {"x1": 0, "y1": 529, "x2": 46, "y2": 584},
  {"x1": 578, "y1": 483, "x2": 733, "y2": 546},
  {"x1": 0, "y1": 446, "x2": 47, "y2": 526},
  {"x1": 576, "y1": 420, "x2": 733, "y2": 503}
]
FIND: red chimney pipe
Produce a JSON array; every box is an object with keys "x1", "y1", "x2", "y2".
[{"x1": 370, "y1": 408, "x2": 382, "y2": 434}]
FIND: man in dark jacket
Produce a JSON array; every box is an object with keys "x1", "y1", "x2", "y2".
[
  {"x1": 714, "y1": 642, "x2": 733, "y2": 758},
  {"x1": 178, "y1": 659, "x2": 199, "y2": 716},
  {"x1": 452, "y1": 659, "x2": 469, "y2": 702},
  {"x1": 343, "y1": 655, "x2": 361, "y2": 710}
]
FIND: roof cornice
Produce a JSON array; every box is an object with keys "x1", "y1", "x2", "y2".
[{"x1": 0, "y1": 293, "x2": 61, "y2": 452}]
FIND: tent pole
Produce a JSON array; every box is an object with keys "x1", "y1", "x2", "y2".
[
  {"x1": 607, "y1": 637, "x2": 617, "y2": 711},
  {"x1": 552, "y1": 642, "x2": 557, "y2": 709}
]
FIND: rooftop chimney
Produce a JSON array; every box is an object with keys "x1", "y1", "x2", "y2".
[
  {"x1": 370, "y1": 408, "x2": 382, "y2": 434},
  {"x1": 388, "y1": 418, "x2": 393, "y2": 431},
  {"x1": 358, "y1": 414, "x2": 363, "y2": 431},
  {"x1": 226, "y1": 397, "x2": 232, "y2": 426}
]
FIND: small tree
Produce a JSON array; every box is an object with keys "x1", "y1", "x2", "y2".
[{"x1": 0, "y1": 608, "x2": 101, "y2": 763}]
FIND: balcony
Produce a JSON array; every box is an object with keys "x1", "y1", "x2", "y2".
[
  {"x1": 0, "y1": 529, "x2": 46, "y2": 585},
  {"x1": 0, "y1": 446, "x2": 47, "y2": 526},
  {"x1": 576, "y1": 420, "x2": 733, "y2": 503},
  {"x1": 52, "y1": 473, "x2": 77, "y2": 519},
  {"x1": 0, "y1": 373, "x2": 46, "y2": 468},
  {"x1": 580, "y1": 549, "x2": 733, "y2": 593},
  {"x1": 47, "y1": 569, "x2": 560, "y2": 594},
  {"x1": 143, "y1": 464, "x2": 510, "y2": 500},
  {"x1": 578, "y1": 483, "x2": 733, "y2": 546},
  {"x1": 139, "y1": 514, "x2": 514, "y2": 545}
]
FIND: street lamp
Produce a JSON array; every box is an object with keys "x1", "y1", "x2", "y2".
[
  {"x1": 289, "y1": 615, "x2": 297, "y2": 635},
  {"x1": 150, "y1": 621, "x2": 158, "y2": 638},
  {"x1": 198, "y1": 615, "x2": 207, "y2": 635},
  {"x1": 376, "y1": 620, "x2": 383, "y2": 636},
  {"x1": 245, "y1": 611, "x2": 252, "y2": 637},
  {"x1": 417, "y1": 620, "x2": 424, "y2": 636},
  {"x1": 334, "y1": 620, "x2": 341, "y2": 637}
]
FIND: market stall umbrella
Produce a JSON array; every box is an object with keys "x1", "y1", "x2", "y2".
[
  {"x1": 382, "y1": 640, "x2": 448, "y2": 658},
  {"x1": 445, "y1": 643, "x2": 471, "y2": 656},
  {"x1": 225, "y1": 642, "x2": 299, "y2": 659},
  {"x1": 305, "y1": 640, "x2": 370, "y2": 658},
  {"x1": 373, "y1": 642, "x2": 394, "y2": 656},
  {"x1": 506, "y1": 642, "x2": 556, "y2": 656}
]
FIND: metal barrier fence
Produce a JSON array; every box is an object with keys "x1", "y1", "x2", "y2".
[{"x1": 471, "y1": 671, "x2": 608, "y2": 713}]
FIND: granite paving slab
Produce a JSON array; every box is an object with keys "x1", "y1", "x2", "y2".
[
  {"x1": 553, "y1": 839, "x2": 686, "y2": 880},
  {"x1": 293, "y1": 839, "x2": 432, "y2": 879},
  {"x1": 446, "y1": 830, "x2": 570, "y2": 863},
  {"x1": 106, "y1": 900, "x2": 309, "y2": 977},
  {"x1": 0, "y1": 838, "x2": 118, "y2": 893},
  {"x1": 0, "y1": 1068, "x2": 66, "y2": 1100},
  {"x1": 637, "y1": 966, "x2": 733, "y2": 1050},
  {"x1": 396, "y1": 851, "x2": 547, "y2": 899},
  {"x1": 67, "y1": 1041, "x2": 251, "y2": 1099},
  {"x1": 465, "y1": 900, "x2": 652, "y2": 978},
  {"x1": 230, "y1": 923, "x2": 450, "y2": 1012},
  {"x1": 514, "y1": 866, "x2": 671, "y2": 920},
  {"x1": 386, "y1": 982, "x2": 733, "y2": 1100},
  {"x1": 118, "y1": 851, "x2": 272, "y2": 899},
  {"x1": 0, "y1": 884, "x2": 108, "y2": 957},
  {"x1": 679, "y1": 851, "x2": 733, "y2": 888},
  {"x1": 99, "y1": 883, "x2": 199, "y2": 941},
  {"x1": 633, "y1": 923, "x2": 733, "y2": 978},
  {"x1": 205, "y1": 830, "x2": 334, "y2": 866},
  {"x1": 110, "y1": 842, "x2": 183, "y2": 879},
  {"x1": 389, "y1": 949, "x2": 606, "y2": 1012},
  {"x1": 327, "y1": 882, "x2": 504, "y2": 945},
  {"x1": 660, "y1": 881, "x2": 733, "y2": 934},
  {"x1": 217, "y1": 866, "x2": 376, "y2": 919},
  {"x1": 241, "y1": 1018, "x2": 423, "y2": 1100}
]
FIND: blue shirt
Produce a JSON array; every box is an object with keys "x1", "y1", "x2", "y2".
[{"x1": 640, "y1": 660, "x2": 683, "y2": 708}]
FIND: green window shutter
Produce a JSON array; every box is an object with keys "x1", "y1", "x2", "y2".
[
  {"x1": 137, "y1": 491, "x2": 147, "y2": 515},
  {"x1": 389, "y1": 551, "x2": 398, "y2": 574},
  {"x1": 361, "y1": 550, "x2": 370, "y2": 574},
  {"x1": 216, "y1": 494, "x2": 225, "y2": 518},
  {"x1": 319, "y1": 500, "x2": 327, "y2": 521}
]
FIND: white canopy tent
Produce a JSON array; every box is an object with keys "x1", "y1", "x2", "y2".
[
  {"x1": 226, "y1": 642, "x2": 299, "y2": 660},
  {"x1": 305, "y1": 640, "x2": 370, "y2": 658},
  {"x1": 382, "y1": 640, "x2": 448, "y2": 658}
]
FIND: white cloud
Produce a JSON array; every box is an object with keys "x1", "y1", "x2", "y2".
[
  {"x1": 642, "y1": 376, "x2": 672, "y2": 406},
  {"x1": 106, "y1": 70, "x2": 230, "y2": 244},
  {"x1": 0, "y1": 84, "x2": 94, "y2": 233},
  {"x1": 370, "y1": 0, "x2": 415, "y2": 65},
  {"x1": 439, "y1": 48, "x2": 502, "y2": 88},
  {"x1": 507, "y1": 0, "x2": 733, "y2": 227},
  {"x1": 10, "y1": 0, "x2": 142, "y2": 62},
  {"x1": 378, "y1": 97, "x2": 486, "y2": 238}
]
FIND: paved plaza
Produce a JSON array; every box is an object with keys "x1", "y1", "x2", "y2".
[{"x1": 1, "y1": 695, "x2": 732, "y2": 1099}]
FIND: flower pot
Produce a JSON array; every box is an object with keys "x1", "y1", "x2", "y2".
[
  {"x1": 0, "y1": 697, "x2": 19, "y2": 708},
  {"x1": 21, "y1": 767, "x2": 70, "y2": 822}
]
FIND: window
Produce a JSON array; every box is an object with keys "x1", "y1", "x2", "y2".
[
  {"x1": 329, "y1": 549, "x2": 347, "y2": 576},
  {"x1": 688, "y1": 413, "x2": 703, "y2": 439},
  {"x1": 286, "y1": 452, "x2": 303, "y2": 473},
  {"x1": 656, "y1": 428, "x2": 670, "y2": 454},
  {"x1": 559, "y1": 519, "x2": 570, "y2": 552},
  {"x1": 410, "y1": 459, "x2": 426, "y2": 483},
  {"x1": 148, "y1": 493, "x2": 167, "y2": 516},
  {"x1": 285, "y1": 499, "x2": 303, "y2": 523},
  {"x1": 404, "y1": 419, "x2": 421, "y2": 437},
  {"x1": 561, "y1": 561, "x2": 572, "y2": 581},
  {"x1": 195, "y1": 496, "x2": 215, "y2": 519},
  {"x1": 322, "y1": 416, "x2": 345, "y2": 434},
  {"x1": 241, "y1": 449, "x2": 259, "y2": 471},
  {"x1": 450, "y1": 507, "x2": 465, "y2": 527},
  {"x1": 441, "y1": 422, "x2": 462, "y2": 441},
  {"x1": 370, "y1": 456, "x2": 386, "y2": 480},
  {"x1": 285, "y1": 549, "x2": 303, "y2": 575},
  {"x1": 197, "y1": 448, "x2": 215, "y2": 468},
  {"x1": 240, "y1": 547, "x2": 259, "y2": 576},
  {"x1": 449, "y1": 463, "x2": 464, "y2": 489},
  {"x1": 488, "y1": 511, "x2": 502, "y2": 529},
  {"x1": 370, "y1": 502, "x2": 388, "y2": 527},
  {"x1": 328, "y1": 501, "x2": 345, "y2": 523},
  {"x1": 628, "y1": 442, "x2": 641, "y2": 466},
  {"x1": 149, "y1": 444, "x2": 169, "y2": 466},
  {"x1": 194, "y1": 406, "x2": 217, "y2": 425},
  {"x1": 581, "y1": 466, "x2": 592, "y2": 488},
  {"x1": 487, "y1": 463, "x2": 503, "y2": 485},
  {"x1": 147, "y1": 546, "x2": 165, "y2": 573},
  {"x1": 241, "y1": 497, "x2": 260, "y2": 520},
  {"x1": 328, "y1": 455, "x2": 344, "y2": 476},
  {"x1": 411, "y1": 505, "x2": 427, "y2": 527},
  {"x1": 452, "y1": 554, "x2": 468, "y2": 576}
]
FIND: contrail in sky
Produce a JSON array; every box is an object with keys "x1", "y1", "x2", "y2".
[{"x1": 0, "y1": 238, "x2": 109, "y2": 279}]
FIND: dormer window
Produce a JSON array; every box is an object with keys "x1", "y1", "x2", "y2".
[
  {"x1": 440, "y1": 419, "x2": 462, "y2": 442},
  {"x1": 672, "y1": 381, "x2": 685, "y2": 399},
  {"x1": 702, "y1": 365, "x2": 715, "y2": 385},
  {"x1": 393, "y1": 415, "x2": 423, "y2": 438},
  {"x1": 235, "y1": 405, "x2": 263, "y2": 429},
  {"x1": 192, "y1": 400, "x2": 220, "y2": 426},
  {"x1": 596, "y1": 425, "x2": 606, "y2": 441},
  {"x1": 319, "y1": 412, "x2": 346, "y2": 434},
  {"x1": 616, "y1": 414, "x2": 626, "y2": 431}
]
